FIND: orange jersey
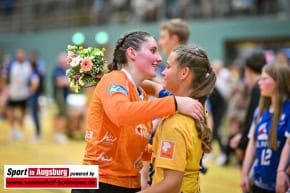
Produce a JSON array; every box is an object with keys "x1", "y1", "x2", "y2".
[{"x1": 83, "y1": 70, "x2": 175, "y2": 188}]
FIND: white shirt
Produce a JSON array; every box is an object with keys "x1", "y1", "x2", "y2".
[{"x1": 8, "y1": 61, "x2": 32, "y2": 100}]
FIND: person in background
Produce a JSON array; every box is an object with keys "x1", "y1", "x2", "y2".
[
  {"x1": 138, "y1": 45, "x2": 216, "y2": 193},
  {"x1": 71, "y1": 31, "x2": 204, "y2": 193},
  {"x1": 275, "y1": 51, "x2": 289, "y2": 66},
  {"x1": 28, "y1": 59, "x2": 41, "y2": 143},
  {"x1": 207, "y1": 59, "x2": 232, "y2": 165},
  {"x1": 5, "y1": 48, "x2": 31, "y2": 140},
  {"x1": 223, "y1": 59, "x2": 249, "y2": 166},
  {"x1": 0, "y1": 55, "x2": 9, "y2": 118},
  {"x1": 230, "y1": 51, "x2": 266, "y2": 166},
  {"x1": 30, "y1": 50, "x2": 46, "y2": 96},
  {"x1": 156, "y1": 18, "x2": 190, "y2": 82},
  {"x1": 241, "y1": 63, "x2": 290, "y2": 193},
  {"x1": 52, "y1": 52, "x2": 70, "y2": 144}
]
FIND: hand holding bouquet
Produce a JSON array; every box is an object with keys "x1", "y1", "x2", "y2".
[{"x1": 66, "y1": 45, "x2": 106, "y2": 92}]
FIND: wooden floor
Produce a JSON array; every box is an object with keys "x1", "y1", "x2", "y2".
[{"x1": 0, "y1": 106, "x2": 242, "y2": 193}]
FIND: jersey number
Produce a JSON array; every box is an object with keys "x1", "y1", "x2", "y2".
[{"x1": 261, "y1": 149, "x2": 272, "y2": 165}]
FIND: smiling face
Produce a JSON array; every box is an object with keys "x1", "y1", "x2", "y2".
[
  {"x1": 161, "y1": 52, "x2": 184, "y2": 94},
  {"x1": 258, "y1": 70, "x2": 277, "y2": 97},
  {"x1": 134, "y1": 36, "x2": 163, "y2": 79}
]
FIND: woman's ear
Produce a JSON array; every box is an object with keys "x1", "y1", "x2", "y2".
[
  {"x1": 127, "y1": 47, "x2": 136, "y2": 61},
  {"x1": 171, "y1": 34, "x2": 179, "y2": 45},
  {"x1": 180, "y1": 66, "x2": 191, "y2": 80}
]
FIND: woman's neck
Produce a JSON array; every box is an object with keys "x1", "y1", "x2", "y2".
[
  {"x1": 174, "y1": 81, "x2": 193, "y2": 97},
  {"x1": 269, "y1": 95, "x2": 276, "y2": 113},
  {"x1": 122, "y1": 67, "x2": 144, "y2": 86}
]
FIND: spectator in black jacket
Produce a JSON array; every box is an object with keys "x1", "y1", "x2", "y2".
[{"x1": 230, "y1": 51, "x2": 266, "y2": 165}]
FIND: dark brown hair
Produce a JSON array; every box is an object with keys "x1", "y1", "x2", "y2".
[{"x1": 108, "y1": 31, "x2": 152, "y2": 71}]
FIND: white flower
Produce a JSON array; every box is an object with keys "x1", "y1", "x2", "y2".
[
  {"x1": 65, "y1": 69, "x2": 70, "y2": 75},
  {"x1": 67, "y1": 45, "x2": 76, "y2": 50},
  {"x1": 70, "y1": 82, "x2": 75, "y2": 88},
  {"x1": 79, "y1": 77, "x2": 85, "y2": 86},
  {"x1": 96, "y1": 50, "x2": 104, "y2": 56},
  {"x1": 70, "y1": 56, "x2": 81, "y2": 67},
  {"x1": 67, "y1": 51, "x2": 75, "y2": 57}
]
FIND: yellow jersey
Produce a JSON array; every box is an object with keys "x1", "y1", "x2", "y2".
[{"x1": 149, "y1": 113, "x2": 203, "y2": 193}]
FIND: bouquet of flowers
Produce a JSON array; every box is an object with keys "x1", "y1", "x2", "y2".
[{"x1": 66, "y1": 45, "x2": 107, "y2": 92}]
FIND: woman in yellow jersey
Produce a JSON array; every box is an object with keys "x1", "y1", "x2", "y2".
[
  {"x1": 138, "y1": 45, "x2": 216, "y2": 193},
  {"x1": 71, "y1": 31, "x2": 205, "y2": 193}
]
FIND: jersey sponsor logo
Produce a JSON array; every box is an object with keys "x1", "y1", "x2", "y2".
[
  {"x1": 286, "y1": 131, "x2": 290, "y2": 138},
  {"x1": 135, "y1": 124, "x2": 151, "y2": 139},
  {"x1": 96, "y1": 152, "x2": 112, "y2": 162},
  {"x1": 159, "y1": 140, "x2": 175, "y2": 159},
  {"x1": 279, "y1": 114, "x2": 286, "y2": 125},
  {"x1": 257, "y1": 123, "x2": 268, "y2": 140},
  {"x1": 256, "y1": 140, "x2": 268, "y2": 148},
  {"x1": 99, "y1": 131, "x2": 117, "y2": 144},
  {"x1": 108, "y1": 85, "x2": 128, "y2": 95},
  {"x1": 281, "y1": 114, "x2": 285, "y2": 120}
]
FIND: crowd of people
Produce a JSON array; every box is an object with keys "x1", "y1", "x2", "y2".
[
  {"x1": 1, "y1": 0, "x2": 289, "y2": 32},
  {"x1": 2, "y1": 48, "x2": 43, "y2": 142},
  {"x1": 0, "y1": 48, "x2": 87, "y2": 144},
  {"x1": 0, "y1": 18, "x2": 289, "y2": 193}
]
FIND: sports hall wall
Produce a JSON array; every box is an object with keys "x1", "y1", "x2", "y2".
[{"x1": 0, "y1": 17, "x2": 289, "y2": 94}]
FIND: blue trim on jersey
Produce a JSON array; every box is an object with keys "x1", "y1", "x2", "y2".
[
  {"x1": 108, "y1": 85, "x2": 128, "y2": 95},
  {"x1": 158, "y1": 89, "x2": 173, "y2": 98},
  {"x1": 253, "y1": 100, "x2": 290, "y2": 191}
]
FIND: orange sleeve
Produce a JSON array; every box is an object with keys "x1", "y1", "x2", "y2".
[
  {"x1": 105, "y1": 95, "x2": 175, "y2": 127},
  {"x1": 100, "y1": 72, "x2": 176, "y2": 127}
]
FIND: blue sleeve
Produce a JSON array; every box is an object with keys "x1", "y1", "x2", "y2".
[
  {"x1": 285, "y1": 106, "x2": 290, "y2": 138},
  {"x1": 4, "y1": 59, "x2": 14, "y2": 76},
  {"x1": 206, "y1": 99, "x2": 212, "y2": 114},
  {"x1": 158, "y1": 89, "x2": 173, "y2": 98},
  {"x1": 286, "y1": 121, "x2": 290, "y2": 138},
  {"x1": 52, "y1": 67, "x2": 65, "y2": 83},
  {"x1": 253, "y1": 107, "x2": 259, "y2": 122}
]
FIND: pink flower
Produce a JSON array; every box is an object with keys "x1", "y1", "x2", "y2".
[
  {"x1": 67, "y1": 51, "x2": 74, "y2": 57},
  {"x1": 81, "y1": 58, "x2": 93, "y2": 72}
]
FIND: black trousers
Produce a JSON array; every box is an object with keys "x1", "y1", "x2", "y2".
[
  {"x1": 71, "y1": 182, "x2": 141, "y2": 193},
  {"x1": 208, "y1": 88, "x2": 227, "y2": 153},
  {"x1": 252, "y1": 185, "x2": 275, "y2": 193}
]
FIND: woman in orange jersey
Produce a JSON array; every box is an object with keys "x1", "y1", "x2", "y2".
[
  {"x1": 138, "y1": 45, "x2": 216, "y2": 193},
  {"x1": 71, "y1": 31, "x2": 204, "y2": 193}
]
